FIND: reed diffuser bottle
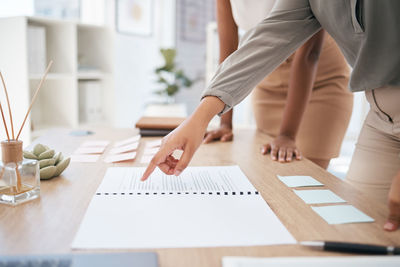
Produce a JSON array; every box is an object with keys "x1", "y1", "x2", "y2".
[
  {"x1": 0, "y1": 61, "x2": 52, "y2": 205},
  {"x1": 0, "y1": 140, "x2": 40, "y2": 205}
]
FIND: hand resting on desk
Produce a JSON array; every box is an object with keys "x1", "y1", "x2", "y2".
[
  {"x1": 261, "y1": 135, "x2": 302, "y2": 163},
  {"x1": 203, "y1": 124, "x2": 234, "y2": 143},
  {"x1": 203, "y1": 126, "x2": 302, "y2": 163}
]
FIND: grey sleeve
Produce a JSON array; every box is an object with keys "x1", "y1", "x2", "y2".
[{"x1": 202, "y1": 0, "x2": 322, "y2": 114}]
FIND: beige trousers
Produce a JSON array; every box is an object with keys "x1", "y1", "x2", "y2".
[{"x1": 346, "y1": 86, "x2": 400, "y2": 204}]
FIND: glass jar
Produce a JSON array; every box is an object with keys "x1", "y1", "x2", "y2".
[{"x1": 0, "y1": 140, "x2": 40, "y2": 205}]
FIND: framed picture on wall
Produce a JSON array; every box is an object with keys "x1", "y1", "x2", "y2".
[
  {"x1": 178, "y1": 0, "x2": 206, "y2": 42},
  {"x1": 116, "y1": 0, "x2": 153, "y2": 36}
]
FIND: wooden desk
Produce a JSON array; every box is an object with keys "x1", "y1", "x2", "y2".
[{"x1": 1, "y1": 128, "x2": 399, "y2": 267}]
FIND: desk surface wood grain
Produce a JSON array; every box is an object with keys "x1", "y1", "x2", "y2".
[{"x1": 0, "y1": 128, "x2": 399, "y2": 267}]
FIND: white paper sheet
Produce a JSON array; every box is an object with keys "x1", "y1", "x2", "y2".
[
  {"x1": 71, "y1": 154, "x2": 100, "y2": 163},
  {"x1": 96, "y1": 166, "x2": 257, "y2": 194},
  {"x1": 143, "y1": 147, "x2": 159, "y2": 155},
  {"x1": 109, "y1": 142, "x2": 139, "y2": 154},
  {"x1": 72, "y1": 194, "x2": 296, "y2": 249},
  {"x1": 140, "y1": 155, "x2": 153, "y2": 164},
  {"x1": 81, "y1": 140, "x2": 109, "y2": 147},
  {"x1": 74, "y1": 147, "x2": 105, "y2": 155},
  {"x1": 104, "y1": 152, "x2": 137, "y2": 163},
  {"x1": 72, "y1": 166, "x2": 296, "y2": 249},
  {"x1": 145, "y1": 139, "x2": 162, "y2": 148},
  {"x1": 114, "y1": 135, "x2": 141, "y2": 147},
  {"x1": 222, "y1": 257, "x2": 400, "y2": 267}
]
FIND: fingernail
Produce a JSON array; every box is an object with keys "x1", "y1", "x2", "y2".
[
  {"x1": 384, "y1": 222, "x2": 395, "y2": 231},
  {"x1": 174, "y1": 170, "x2": 181, "y2": 176}
]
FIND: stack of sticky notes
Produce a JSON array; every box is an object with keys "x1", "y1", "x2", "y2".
[
  {"x1": 104, "y1": 135, "x2": 141, "y2": 163},
  {"x1": 140, "y1": 139, "x2": 162, "y2": 164},
  {"x1": 277, "y1": 175, "x2": 374, "y2": 225},
  {"x1": 71, "y1": 140, "x2": 109, "y2": 162}
]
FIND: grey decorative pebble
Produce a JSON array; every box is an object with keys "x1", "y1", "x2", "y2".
[
  {"x1": 40, "y1": 166, "x2": 57, "y2": 180},
  {"x1": 23, "y1": 151, "x2": 37, "y2": 160},
  {"x1": 38, "y1": 149, "x2": 55, "y2": 160},
  {"x1": 39, "y1": 158, "x2": 56, "y2": 168},
  {"x1": 54, "y1": 158, "x2": 70, "y2": 177},
  {"x1": 33, "y1": 144, "x2": 47, "y2": 156}
]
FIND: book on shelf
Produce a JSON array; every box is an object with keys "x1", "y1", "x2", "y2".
[
  {"x1": 79, "y1": 81, "x2": 103, "y2": 124},
  {"x1": 27, "y1": 25, "x2": 46, "y2": 74}
]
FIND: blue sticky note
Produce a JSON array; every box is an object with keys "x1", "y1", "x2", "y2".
[
  {"x1": 294, "y1": 189, "x2": 346, "y2": 204},
  {"x1": 312, "y1": 205, "x2": 374, "y2": 224},
  {"x1": 277, "y1": 175, "x2": 323, "y2": 187}
]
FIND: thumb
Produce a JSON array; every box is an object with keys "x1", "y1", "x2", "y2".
[{"x1": 173, "y1": 147, "x2": 194, "y2": 176}]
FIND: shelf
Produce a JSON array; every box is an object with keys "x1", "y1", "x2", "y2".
[
  {"x1": 77, "y1": 71, "x2": 110, "y2": 80},
  {"x1": 29, "y1": 73, "x2": 74, "y2": 80},
  {"x1": 0, "y1": 16, "x2": 114, "y2": 144}
]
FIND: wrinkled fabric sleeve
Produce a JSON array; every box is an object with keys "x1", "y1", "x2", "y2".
[{"x1": 202, "y1": 0, "x2": 322, "y2": 114}]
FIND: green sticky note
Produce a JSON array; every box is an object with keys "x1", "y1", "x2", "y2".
[
  {"x1": 277, "y1": 175, "x2": 323, "y2": 187},
  {"x1": 294, "y1": 189, "x2": 346, "y2": 204},
  {"x1": 312, "y1": 205, "x2": 374, "y2": 224}
]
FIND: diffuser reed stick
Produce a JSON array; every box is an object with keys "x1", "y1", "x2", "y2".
[
  {"x1": 0, "y1": 99, "x2": 10, "y2": 141},
  {"x1": 16, "y1": 60, "x2": 53, "y2": 140},
  {"x1": 0, "y1": 72, "x2": 14, "y2": 140}
]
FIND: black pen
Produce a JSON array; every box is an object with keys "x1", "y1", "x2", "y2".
[{"x1": 300, "y1": 241, "x2": 400, "y2": 255}]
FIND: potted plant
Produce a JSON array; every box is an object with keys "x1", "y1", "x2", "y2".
[{"x1": 154, "y1": 48, "x2": 194, "y2": 103}]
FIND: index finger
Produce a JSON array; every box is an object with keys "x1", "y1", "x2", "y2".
[
  {"x1": 141, "y1": 158, "x2": 158, "y2": 181},
  {"x1": 141, "y1": 148, "x2": 167, "y2": 181}
]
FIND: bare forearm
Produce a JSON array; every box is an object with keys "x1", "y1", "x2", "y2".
[
  {"x1": 220, "y1": 109, "x2": 233, "y2": 127},
  {"x1": 192, "y1": 96, "x2": 226, "y2": 129},
  {"x1": 216, "y1": 0, "x2": 238, "y2": 63},
  {"x1": 216, "y1": 0, "x2": 237, "y2": 126},
  {"x1": 279, "y1": 30, "x2": 325, "y2": 139}
]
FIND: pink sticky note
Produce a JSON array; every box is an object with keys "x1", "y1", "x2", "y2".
[
  {"x1": 71, "y1": 154, "x2": 100, "y2": 163},
  {"x1": 140, "y1": 154, "x2": 153, "y2": 164},
  {"x1": 145, "y1": 139, "x2": 162, "y2": 148},
  {"x1": 104, "y1": 152, "x2": 137, "y2": 163},
  {"x1": 143, "y1": 147, "x2": 159, "y2": 155},
  {"x1": 109, "y1": 142, "x2": 139, "y2": 155},
  {"x1": 81, "y1": 140, "x2": 109, "y2": 147},
  {"x1": 114, "y1": 135, "x2": 141, "y2": 147},
  {"x1": 74, "y1": 146, "x2": 105, "y2": 155}
]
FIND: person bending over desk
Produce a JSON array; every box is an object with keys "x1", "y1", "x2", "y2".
[
  {"x1": 203, "y1": 0, "x2": 353, "y2": 170},
  {"x1": 142, "y1": 0, "x2": 400, "y2": 232}
]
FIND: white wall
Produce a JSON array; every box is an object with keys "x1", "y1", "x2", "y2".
[
  {"x1": 33, "y1": 0, "x2": 211, "y2": 127},
  {"x1": 0, "y1": 0, "x2": 34, "y2": 17}
]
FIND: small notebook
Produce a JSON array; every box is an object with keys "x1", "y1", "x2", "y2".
[
  {"x1": 73, "y1": 166, "x2": 296, "y2": 249},
  {"x1": 135, "y1": 117, "x2": 185, "y2": 136}
]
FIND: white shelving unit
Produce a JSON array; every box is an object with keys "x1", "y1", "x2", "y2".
[{"x1": 0, "y1": 16, "x2": 115, "y2": 145}]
